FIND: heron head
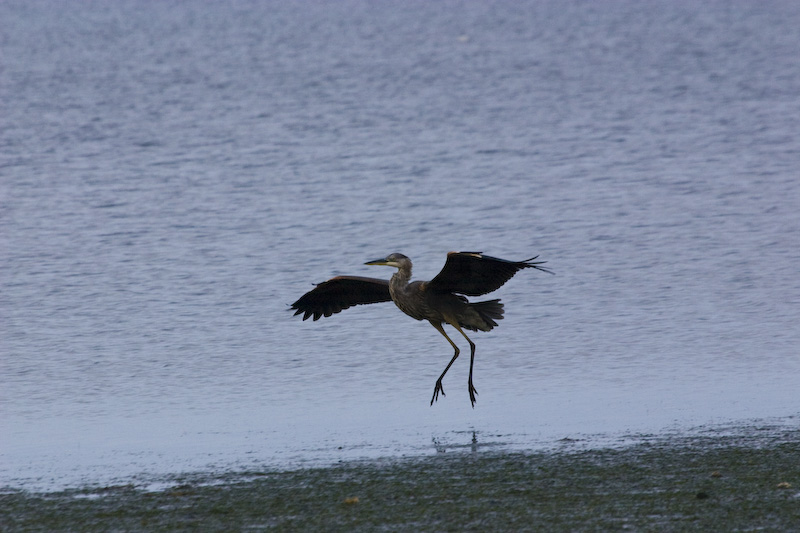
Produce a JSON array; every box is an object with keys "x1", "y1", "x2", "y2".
[{"x1": 365, "y1": 253, "x2": 409, "y2": 269}]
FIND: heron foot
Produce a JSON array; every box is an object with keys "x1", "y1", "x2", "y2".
[
  {"x1": 468, "y1": 380, "x2": 478, "y2": 408},
  {"x1": 431, "y1": 380, "x2": 446, "y2": 405}
]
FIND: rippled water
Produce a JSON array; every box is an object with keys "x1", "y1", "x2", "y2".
[{"x1": 2, "y1": 0, "x2": 799, "y2": 491}]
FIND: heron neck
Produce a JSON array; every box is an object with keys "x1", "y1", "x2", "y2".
[{"x1": 390, "y1": 265, "x2": 412, "y2": 291}]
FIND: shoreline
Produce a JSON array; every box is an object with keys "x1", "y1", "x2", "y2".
[{"x1": 3, "y1": 422, "x2": 798, "y2": 531}]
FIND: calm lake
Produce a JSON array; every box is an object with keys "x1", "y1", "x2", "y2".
[{"x1": 2, "y1": 0, "x2": 799, "y2": 491}]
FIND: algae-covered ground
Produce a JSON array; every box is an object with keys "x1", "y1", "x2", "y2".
[{"x1": 2, "y1": 426, "x2": 798, "y2": 531}]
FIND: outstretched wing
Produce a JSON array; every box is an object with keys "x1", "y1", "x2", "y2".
[
  {"x1": 290, "y1": 276, "x2": 392, "y2": 321},
  {"x1": 426, "y1": 251, "x2": 553, "y2": 296}
]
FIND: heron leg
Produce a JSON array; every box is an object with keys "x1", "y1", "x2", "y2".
[
  {"x1": 429, "y1": 321, "x2": 460, "y2": 406},
  {"x1": 450, "y1": 323, "x2": 478, "y2": 407}
]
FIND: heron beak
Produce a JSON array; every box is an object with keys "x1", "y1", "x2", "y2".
[{"x1": 365, "y1": 258, "x2": 389, "y2": 266}]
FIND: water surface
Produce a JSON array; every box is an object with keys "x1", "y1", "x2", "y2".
[{"x1": 2, "y1": 0, "x2": 799, "y2": 491}]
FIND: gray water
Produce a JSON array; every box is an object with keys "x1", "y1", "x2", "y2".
[{"x1": 2, "y1": 0, "x2": 799, "y2": 491}]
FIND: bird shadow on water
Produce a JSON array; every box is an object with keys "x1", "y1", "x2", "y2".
[{"x1": 431, "y1": 430, "x2": 511, "y2": 455}]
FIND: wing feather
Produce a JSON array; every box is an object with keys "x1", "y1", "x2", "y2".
[
  {"x1": 426, "y1": 251, "x2": 553, "y2": 296},
  {"x1": 290, "y1": 276, "x2": 392, "y2": 320}
]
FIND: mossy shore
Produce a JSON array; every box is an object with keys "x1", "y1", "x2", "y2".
[{"x1": 2, "y1": 426, "x2": 798, "y2": 531}]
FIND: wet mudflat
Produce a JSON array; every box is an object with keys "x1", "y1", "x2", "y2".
[{"x1": 3, "y1": 425, "x2": 797, "y2": 532}]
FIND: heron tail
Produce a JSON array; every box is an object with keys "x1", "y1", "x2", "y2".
[{"x1": 467, "y1": 299, "x2": 504, "y2": 331}]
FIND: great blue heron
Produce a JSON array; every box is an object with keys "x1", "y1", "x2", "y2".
[{"x1": 290, "y1": 251, "x2": 553, "y2": 407}]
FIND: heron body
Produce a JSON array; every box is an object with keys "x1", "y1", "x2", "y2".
[
  {"x1": 290, "y1": 251, "x2": 552, "y2": 407},
  {"x1": 382, "y1": 255, "x2": 499, "y2": 330}
]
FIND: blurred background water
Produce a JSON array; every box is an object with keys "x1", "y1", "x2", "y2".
[{"x1": 2, "y1": 0, "x2": 799, "y2": 491}]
